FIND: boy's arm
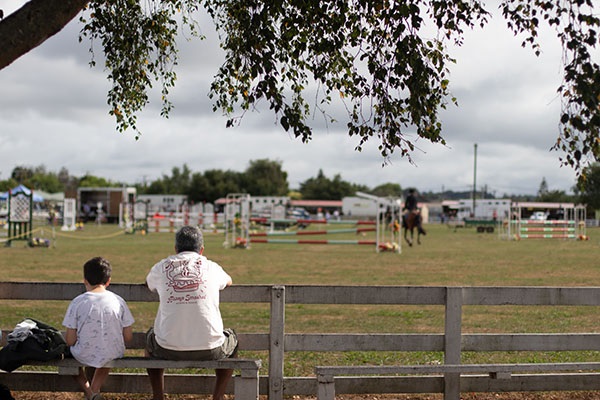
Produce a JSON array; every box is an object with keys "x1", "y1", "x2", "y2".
[
  {"x1": 65, "y1": 328, "x2": 77, "y2": 346},
  {"x1": 123, "y1": 325, "x2": 133, "y2": 345}
]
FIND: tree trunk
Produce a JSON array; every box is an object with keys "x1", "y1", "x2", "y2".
[{"x1": 0, "y1": 0, "x2": 89, "y2": 70}]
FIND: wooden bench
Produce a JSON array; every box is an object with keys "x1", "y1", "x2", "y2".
[
  {"x1": 5, "y1": 358, "x2": 260, "y2": 399},
  {"x1": 52, "y1": 357, "x2": 261, "y2": 400}
]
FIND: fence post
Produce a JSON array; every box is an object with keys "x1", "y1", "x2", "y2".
[
  {"x1": 444, "y1": 287, "x2": 463, "y2": 400},
  {"x1": 269, "y1": 285, "x2": 285, "y2": 400},
  {"x1": 234, "y1": 365, "x2": 261, "y2": 400},
  {"x1": 316, "y1": 370, "x2": 335, "y2": 400}
]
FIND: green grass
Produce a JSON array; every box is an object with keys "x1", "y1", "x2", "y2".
[{"x1": 1, "y1": 221, "x2": 599, "y2": 376}]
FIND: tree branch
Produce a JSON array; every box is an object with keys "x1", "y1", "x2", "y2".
[{"x1": 0, "y1": 0, "x2": 89, "y2": 70}]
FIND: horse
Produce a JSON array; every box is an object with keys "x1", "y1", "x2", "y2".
[{"x1": 402, "y1": 210, "x2": 426, "y2": 246}]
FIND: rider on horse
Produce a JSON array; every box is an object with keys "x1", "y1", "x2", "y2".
[
  {"x1": 402, "y1": 189, "x2": 426, "y2": 236},
  {"x1": 403, "y1": 189, "x2": 418, "y2": 214}
]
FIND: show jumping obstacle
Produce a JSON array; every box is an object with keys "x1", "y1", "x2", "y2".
[
  {"x1": 249, "y1": 219, "x2": 377, "y2": 246},
  {"x1": 517, "y1": 220, "x2": 577, "y2": 239},
  {"x1": 247, "y1": 191, "x2": 402, "y2": 253},
  {"x1": 507, "y1": 203, "x2": 587, "y2": 240}
]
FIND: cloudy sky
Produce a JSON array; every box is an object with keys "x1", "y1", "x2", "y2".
[{"x1": 0, "y1": 1, "x2": 583, "y2": 196}]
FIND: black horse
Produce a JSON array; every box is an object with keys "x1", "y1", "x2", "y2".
[{"x1": 402, "y1": 211, "x2": 426, "y2": 246}]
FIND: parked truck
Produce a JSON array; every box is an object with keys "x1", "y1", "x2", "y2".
[
  {"x1": 444, "y1": 198, "x2": 511, "y2": 233},
  {"x1": 71, "y1": 187, "x2": 136, "y2": 223},
  {"x1": 342, "y1": 196, "x2": 380, "y2": 218},
  {"x1": 454, "y1": 198, "x2": 511, "y2": 221}
]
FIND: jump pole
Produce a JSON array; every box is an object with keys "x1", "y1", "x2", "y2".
[
  {"x1": 519, "y1": 227, "x2": 576, "y2": 232},
  {"x1": 518, "y1": 234, "x2": 577, "y2": 239},
  {"x1": 249, "y1": 227, "x2": 376, "y2": 237},
  {"x1": 250, "y1": 218, "x2": 376, "y2": 226},
  {"x1": 62, "y1": 198, "x2": 77, "y2": 231},
  {"x1": 519, "y1": 220, "x2": 576, "y2": 225},
  {"x1": 224, "y1": 193, "x2": 251, "y2": 248},
  {"x1": 249, "y1": 238, "x2": 377, "y2": 245},
  {"x1": 356, "y1": 191, "x2": 401, "y2": 253}
]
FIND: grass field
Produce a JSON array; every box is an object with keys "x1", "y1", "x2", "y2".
[{"x1": 1, "y1": 221, "x2": 599, "y2": 377}]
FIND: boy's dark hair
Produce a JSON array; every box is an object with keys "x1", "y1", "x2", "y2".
[
  {"x1": 83, "y1": 257, "x2": 111, "y2": 286},
  {"x1": 175, "y1": 226, "x2": 203, "y2": 253},
  {"x1": 0, "y1": 384, "x2": 15, "y2": 400}
]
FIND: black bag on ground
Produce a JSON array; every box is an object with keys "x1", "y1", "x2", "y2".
[{"x1": 0, "y1": 318, "x2": 67, "y2": 372}]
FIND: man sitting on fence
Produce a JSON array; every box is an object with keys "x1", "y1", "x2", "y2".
[{"x1": 145, "y1": 226, "x2": 238, "y2": 400}]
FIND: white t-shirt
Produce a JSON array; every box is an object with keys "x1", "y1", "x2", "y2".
[
  {"x1": 146, "y1": 251, "x2": 231, "y2": 351},
  {"x1": 63, "y1": 290, "x2": 134, "y2": 368}
]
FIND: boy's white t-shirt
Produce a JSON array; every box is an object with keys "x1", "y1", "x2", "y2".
[
  {"x1": 146, "y1": 252, "x2": 231, "y2": 351},
  {"x1": 63, "y1": 290, "x2": 134, "y2": 368}
]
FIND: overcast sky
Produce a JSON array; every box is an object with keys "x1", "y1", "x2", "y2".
[{"x1": 0, "y1": 1, "x2": 584, "y2": 196}]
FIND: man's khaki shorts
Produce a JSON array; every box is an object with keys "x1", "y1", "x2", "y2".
[{"x1": 146, "y1": 327, "x2": 238, "y2": 360}]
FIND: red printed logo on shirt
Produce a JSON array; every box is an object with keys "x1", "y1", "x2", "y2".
[{"x1": 164, "y1": 258, "x2": 205, "y2": 292}]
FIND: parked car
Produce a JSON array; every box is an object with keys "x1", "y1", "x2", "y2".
[
  {"x1": 287, "y1": 207, "x2": 311, "y2": 220},
  {"x1": 529, "y1": 211, "x2": 547, "y2": 221}
]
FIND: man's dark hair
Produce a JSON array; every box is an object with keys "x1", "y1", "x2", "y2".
[
  {"x1": 83, "y1": 257, "x2": 111, "y2": 286},
  {"x1": 175, "y1": 226, "x2": 204, "y2": 253}
]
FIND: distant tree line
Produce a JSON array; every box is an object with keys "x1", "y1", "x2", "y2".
[
  {"x1": 0, "y1": 159, "x2": 403, "y2": 203},
  {"x1": 0, "y1": 165, "x2": 120, "y2": 194},
  {"x1": 1, "y1": 161, "x2": 599, "y2": 214},
  {"x1": 139, "y1": 160, "x2": 404, "y2": 203}
]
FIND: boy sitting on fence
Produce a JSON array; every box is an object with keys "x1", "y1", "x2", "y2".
[{"x1": 62, "y1": 257, "x2": 135, "y2": 400}]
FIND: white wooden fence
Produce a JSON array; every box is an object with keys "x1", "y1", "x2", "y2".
[{"x1": 0, "y1": 283, "x2": 598, "y2": 399}]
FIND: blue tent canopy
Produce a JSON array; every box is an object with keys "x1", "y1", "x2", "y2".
[{"x1": 0, "y1": 185, "x2": 44, "y2": 202}]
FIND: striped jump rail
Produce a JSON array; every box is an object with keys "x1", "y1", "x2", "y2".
[
  {"x1": 249, "y1": 238, "x2": 377, "y2": 245},
  {"x1": 250, "y1": 227, "x2": 375, "y2": 237}
]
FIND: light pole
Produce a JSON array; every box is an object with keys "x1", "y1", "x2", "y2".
[{"x1": 473, "y1": 143, "x2": 477, "y2": 218}]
